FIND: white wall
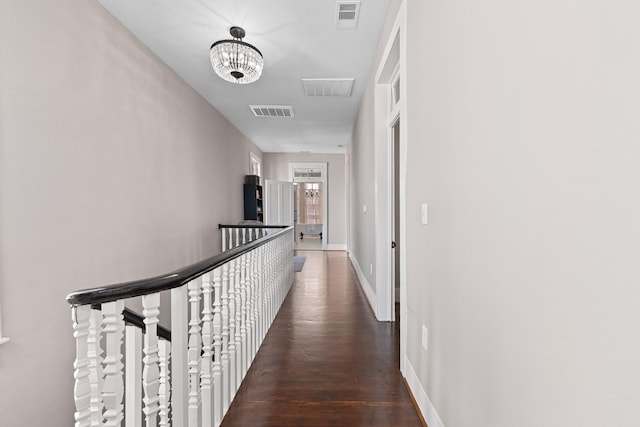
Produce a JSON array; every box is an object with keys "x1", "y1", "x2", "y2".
[
  {"x1": 262, "y1": 153, "x2": 347, "y2": 248},
  {"x1": 403, "y1": 0, "x2": 640, "y2": 426},
  {"x1": 0, "y1": 0, "x2": 260, "y2": 425}
]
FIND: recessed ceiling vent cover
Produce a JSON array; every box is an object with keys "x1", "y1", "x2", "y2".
[
  {"x1": 302, "y1": 78, "x2": 355, "y2": 97},
  {"x1": 336, "y1": 1, "x2": 361, "y2": 29},
  {"x1": 249, "y1": 105, "x2": 295, "y2": 118}
]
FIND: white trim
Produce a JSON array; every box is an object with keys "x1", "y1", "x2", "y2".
[
  {"x1": 0, "y1": 305, "x2": 9, "y2": 346},
  {"x1": 404, "y1": 357, "x2": 445, "y2": 427},
  {"x1": 348, "y1": 252, "x2": 377, "y2": 315},
  {"x1": 327, "y1": 244, "x2": 347, "y2": 251}
]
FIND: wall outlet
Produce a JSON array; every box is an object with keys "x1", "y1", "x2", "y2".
[{"x1": 421, "y1": 325, "x2": 428, "y2": 351}]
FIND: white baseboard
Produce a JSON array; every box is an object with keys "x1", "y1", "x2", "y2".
[
  {"x1": 404, "y1": 357, "x2": 445, "y2": 427},
  {"x1": 327, "y1": 244, "x2": 347, "y2": 251},
  {"x1": 348, "y1": 253, "x2": 377, "y2": 315}
]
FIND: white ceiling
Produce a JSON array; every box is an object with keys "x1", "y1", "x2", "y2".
[{"x1": 98, "y1": 0, "x2": 391, "y2": 154}]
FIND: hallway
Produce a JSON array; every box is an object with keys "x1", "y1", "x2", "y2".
[{"x1": 220, "y1": 250, "x2": 423, "y2": 426}]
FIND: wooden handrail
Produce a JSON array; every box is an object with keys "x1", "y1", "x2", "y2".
[
  {"x1": 66, "y1": 226, "x2": 293, "y2": 306},
  {"x1": 217, "y1": 224, "x2": 289, "y2": 229}
]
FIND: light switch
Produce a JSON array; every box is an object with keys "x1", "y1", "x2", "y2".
[
  {"x1": 421, "y1": 203, "x2": 428, "y2": 224},
  {"x1": 363, "y1": 205, "x2": 367, "y2": 213}
]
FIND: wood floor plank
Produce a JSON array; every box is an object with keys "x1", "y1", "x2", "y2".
[{"x1": 220, "y1": 250, "x2": 423, "y2": 427}]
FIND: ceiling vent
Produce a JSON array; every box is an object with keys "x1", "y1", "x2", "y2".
[
  {"x1": 302, "y1": 78, "x2": 355, "y2": 97},
  {"x1": 249, "y1": 105, "x2": 295, "y2": 118},
  {"x1": 336, "y1": 1, "x2": 361, "y2": 29}
]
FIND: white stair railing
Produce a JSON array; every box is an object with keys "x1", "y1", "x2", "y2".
[
  {"x1": 67, "y1": 227, "x2": 294, "y2": 427},
  {"x1": 218, "y1": 224, "x2": 289, "y2": 251}
]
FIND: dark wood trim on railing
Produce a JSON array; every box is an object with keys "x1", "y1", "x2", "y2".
[
  {"x1": 67, "y1": 226, "x2": 294, "y2": 306},
  {"x1": 217, "y1": 224, "x2": 289, "y2": 229},
  {"x1": 88, "y1": 304, "x2": 172, "y2": 341}
]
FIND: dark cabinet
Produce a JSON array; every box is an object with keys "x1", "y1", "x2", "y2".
[{"x1": 243, "y1": 183, "x2": 263, "y2": 222}]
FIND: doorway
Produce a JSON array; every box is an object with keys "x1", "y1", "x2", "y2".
[
  {"x1": 289, "y1": 163, "x2": 328, "y2": 251},
  {"x1": 294, "y1": 182, "x2": 324, "y2": 250}
]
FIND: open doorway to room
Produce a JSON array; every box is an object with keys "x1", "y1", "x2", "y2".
[
  {"x1": 294, "y1": 182, "x2": 324, "y2": 250},
  {"x1": 289, "y1": 163, "x2": 328, "y2": 251}
]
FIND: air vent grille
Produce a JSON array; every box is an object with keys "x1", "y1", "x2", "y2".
[
  {"x1": 302, "y1": 78, "x2": 355, "y2": 97},
  {"x1": 336, "y1": 1, "x2": 361, "y2": 29},
  {"x1": 249, "y1": 105, "x2": 295, "y2": 118}
]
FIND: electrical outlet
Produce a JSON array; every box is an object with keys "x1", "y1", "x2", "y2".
[{"x1": 421, "y1": 326, "x2": 428, "y2": 350}]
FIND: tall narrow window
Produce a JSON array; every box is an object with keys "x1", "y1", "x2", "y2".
[{"x1": 250, "y1": 152, "x2": 261, "y2": 178}]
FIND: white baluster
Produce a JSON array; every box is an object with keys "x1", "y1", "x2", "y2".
[
  {"x1": 171, "y1": 286, "x2": 188, "y2": 427},
  {"x1": 228, "y1": 258, "x2": 237, "y2": 396},
  {"x1": 221, "y1": 228, "x2": 228, "y2": 252},
  {"x1": 72, "y1": 305, "x2": 92, "y2": 427},
  {"x1": 221, "y1": 263, "x2": 230, "y2": 411},
  {"x1": 143, "y1": 293, "x2": 161, "y2": 427},
  {"x1": 234, "y1": 228, "x2": 240, "y2": 249},
  {"x1": 241, "y1": 228, "x2": 247, "y2": 245},
  {"x1": 102, "y1": 300, "x2": 125, "y2": 427},
  {"x1": 234, "y1": 255, "x2": 243, "y2": 387},
  {"x1": 88, "y1": 308, "x2": 104, "y2": 427},
  {"x1": 125, "y1": 325, "x2": 143, "y2": 427},
  {"x1": 187, "y1": 279, "x2": 201, "y2": 427},
  {"x1": 238, "y1": 253, "x2": 248, "y2": 379},
  {"x1": 212, "y1": 266, "x2": 223, "y2": 426},
  {"x1": 158, "y1": 339, "x2": 171, "y2": 427},
  {"x1": 200, "y1": 272, "x2": 214, "y2": 426}
]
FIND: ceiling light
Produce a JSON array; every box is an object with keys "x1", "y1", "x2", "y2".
[{"x1": 210, "y1": 26, "x2": 264, "y2": 84}]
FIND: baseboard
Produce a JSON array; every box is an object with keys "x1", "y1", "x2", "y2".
[
  {"x1": 403, "y1": 357, "x2": 445, "y2": 427},
  {"x1": 348, "y1": 253, "x2": 377, "y2": 316},
  {"x1": 327, "y1": 244, "x2": 347, "y2": 251}
]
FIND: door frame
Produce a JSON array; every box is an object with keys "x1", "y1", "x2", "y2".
[
  {"x1": 288, "y1": 162, "x2": 328, "y2": 251},
  {"x1": 373, "y1": 0, "x2": 407, "y2": 372}
]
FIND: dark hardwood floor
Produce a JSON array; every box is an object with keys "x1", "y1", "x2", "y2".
[{"x1": 220, "y1": 250, "x2": 423, "y2": 427}]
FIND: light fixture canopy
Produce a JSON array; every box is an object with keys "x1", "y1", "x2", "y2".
[{"x1": 210, "y1": 26, "x2": 263, "y2": 84}]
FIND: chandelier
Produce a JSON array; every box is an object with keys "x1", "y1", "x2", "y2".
[{"x1": 210, "y1": 26, "x2": 264, "y2": 84}]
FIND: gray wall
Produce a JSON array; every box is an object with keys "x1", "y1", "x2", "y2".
[
  {"x1": 0, "y1": 0, "x2": 261, "y2": 425},
  {"x1": 352, "y1": 0, "x2": 640, "y2": 425},
  {"x1": 406, "y1": 0, "x2": 640, "y2": 425},
  {"x1": 262, "y1": 153, "x2": 347, "y2": 248}
]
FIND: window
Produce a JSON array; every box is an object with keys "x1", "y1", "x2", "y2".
[{"x1": 250, "y1": 152, "x2": 261, "y2": 178}]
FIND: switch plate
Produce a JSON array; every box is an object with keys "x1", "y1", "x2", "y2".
[
  {"x1": 370, "y1": 264, "x2": 373, "y2": 275},
  {"x1": 363, "y1": 205, "x2": 367, "y2": 213},
  {"x1": 421, "y1": 326, "x2": 428, "y2": 350},
  {"x1": 421, "y1": 203, "x2": 428, "y2": 225}
]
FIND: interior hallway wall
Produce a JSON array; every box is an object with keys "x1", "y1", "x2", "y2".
[
  {"x1": 0, "y1": 1, "x2": 261, "y2": 425},
  {"x1": 403, "y1": 0, "x2": 640, "y2": 425},
  {"x1": 262, "y1": 152, "x2": 347, "y2": 249}
]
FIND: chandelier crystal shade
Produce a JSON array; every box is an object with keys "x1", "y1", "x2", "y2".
[{"x1": 210, "y1": 27, "x2": 263, "y2": 84}]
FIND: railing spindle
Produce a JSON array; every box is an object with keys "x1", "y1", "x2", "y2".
[
  {"x1": 125, "y1": 325, "x2": 143, "y2": 427},
  {"x1": 187, "y1": 279, "x2": 201, "y2": 427},
  {"x1": 158, "y1": 339, "x2": 171, "y2": 427},
  {"x1": 142, "y1": 293, "x2": 161, "y2": 427},
  {"x1": 200, "y1": 272, "x2": 214, "y2": 426},
  {"x1": 212, "y1": 266, "x2": 223, "y2": 426},
  {"x1": 88, "y1": 308, "x2": 104, "y2": 427},
  {"x1": 72, "y1": 305, "x2": 92, "y2": 427},
  {"x1": 102, "y1": 300, "x2": 125, "y2": 427}
]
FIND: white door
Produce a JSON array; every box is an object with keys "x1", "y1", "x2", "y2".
[{"x1": 264, "y1": 180, "x2": 294, "y2": 226}]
